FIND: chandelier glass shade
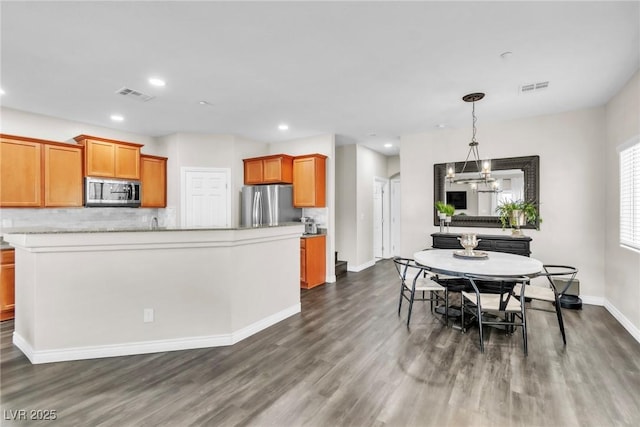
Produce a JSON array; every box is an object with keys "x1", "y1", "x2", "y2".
[{"x1": 447, "y1": 92, "x2": 494, "y2": 187}]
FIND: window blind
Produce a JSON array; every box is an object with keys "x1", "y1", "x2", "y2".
[{"x1": 620, "y1": 138, "x2": 640, "y2": 251}]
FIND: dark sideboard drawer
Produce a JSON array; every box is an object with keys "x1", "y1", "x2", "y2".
[{"x1": 431, "y1": 233, "x2": 532, "y2": 257}]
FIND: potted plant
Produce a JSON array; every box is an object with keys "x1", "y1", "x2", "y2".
[
  {"x1": 496, "y1": 200, "x2": 541, "y2": 236},
  {"x1": 435, "y1": 201, "x2": 455, "y2": 232}
]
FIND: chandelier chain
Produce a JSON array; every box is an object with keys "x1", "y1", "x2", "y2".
[{"x1": 471, "y1": 101, "x2": 477, "y2": 144}]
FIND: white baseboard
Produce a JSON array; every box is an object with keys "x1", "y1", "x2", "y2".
[
  {"x1": 580, "y1": 295, "x2": 604, "y2": 306},
  {"x1": 14, "y1": 304, "x2": 301, "y2": 364},
  {"x1": 577, "y1": 295, "x2": 640, "y2": 344},
  {"x1": 231, "y1": 304, "x2": 301, "y2": 344},
  {"x1": 604, "y1": 299, "x2": 640, "y2": 344},
  {"x1": 347, "y1": 259, "x2": 375, "y2": 272}
]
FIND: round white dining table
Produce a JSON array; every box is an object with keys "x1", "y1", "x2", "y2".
[{"x1": 413, "y1": 249, "x2": 543, "y2": 278}]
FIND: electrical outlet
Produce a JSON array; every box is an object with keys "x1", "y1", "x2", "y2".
[{"x1": 143, "y1": 308, "x2": 154, "y2": 323}]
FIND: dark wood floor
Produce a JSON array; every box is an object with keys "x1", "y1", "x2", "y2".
[{"x1": 2, "y1": 259, "x2": 640, "y2": 426}]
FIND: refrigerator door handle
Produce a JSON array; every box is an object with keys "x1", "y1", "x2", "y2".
[{"x1": 252, "y1": 191, "x2": 261, "y2": 226}]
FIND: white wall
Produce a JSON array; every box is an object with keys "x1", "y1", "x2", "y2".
[
  {"x1": 604, "y1": 69, "x2": 640, "y2": 339},
  {"x1": 336, "y1": 145, "x2": 357, "y2": 264},
  {"x1": 356, "y1": 145, "x2": 389, "y2": 268},
  {"x1": 157, "y1": 133, "x2": 268, "y2": 227},
  {"x1": 387, "y1": 155, "x2": 400, "y2": 178},
  {"x1": 269, "y1": 134, "x2": 337, "y2": 282},
  {"x1": 334, "y1": 144, "x2": 388, "y2": 270},
  {"x1": 400, "y1": 107, "x2": 606, "y2": 300},
  {"x1": 0, "y1": 107, "x2": 158, "y2": 151}
]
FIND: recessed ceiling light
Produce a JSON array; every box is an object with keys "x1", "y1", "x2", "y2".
[
  {"x1": 384, "y1": 143, "x2": 393, "y2": 148},
  {"x1": 437, "y1": 123, "x2": 446, "y2": 128},
  {"x1": 148, "y1": 77, "x2": 166, "y2": 87},
  {"x1": 278, "y1": 124, "x2": 289, "y2": 131},
  {"x1": 110, "y1": 114, "x2": 124, "y2": 122},
  {"x1": 199, "y1": 100, "x2": 211, "y2": 106}
]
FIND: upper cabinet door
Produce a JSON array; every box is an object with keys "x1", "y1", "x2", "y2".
[
  {"x1": 115, "y1": 144, "x2": 140, "y2": 179},
  {"x1": 43, "y1": 143, "x2": 83, "y2": 207},
  {"x1": 84, "y1": 139, "x2": 115, "y2": 177},
  {"x1": 263, "y1": 156, "x2": 293, "y2": 183},
  {"x1": 244, "y1": 158, "x2": 264, "y2": 185},
  {"x1": 243, "y1": 155, "x2": 294, "y2": 185},
  {"x1": 0, "y1": 136, "x2": 42, "y2": 207},
  {"x1": 293, "y1": 154, "x2": 326, "y2": 208},
  {"x1": 74, "y1": 135, "x2": 143, "y2": 179},
  {"x1": 140, "y1": 155, "x2": 167, "y2": 207}
]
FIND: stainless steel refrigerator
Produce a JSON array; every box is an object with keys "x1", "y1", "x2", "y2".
[{"x1": 240, "y1": 184, "x2": 302, "y2": 227}]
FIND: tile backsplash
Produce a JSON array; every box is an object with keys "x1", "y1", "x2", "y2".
[
  {"x1": 302, "y1": 207, "x2": 328, "y2": 227},
  {"x1": 0, "y1": 208, "x2": 175, "y2": 233}
]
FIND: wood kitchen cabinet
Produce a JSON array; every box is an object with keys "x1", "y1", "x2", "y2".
[
  {"x1": 293, "y1": 154, "x2": 327, "y2": 207},
  {"x1": 300, "y1": 235, "x2": 326, "y2": 289},
  {"x1": 243, "y1": 154, "x2": 294, "y2": 185},
  {"x1": 43, "y1": 142, "x2": 83, "y2": 207},
  {"x1": 0, "y1": 135, "x2": 42, "y2": 207},
  {"x1": 74, "y1": 135, "x2": 142, "y2": 179},
  {"x1": 0, "y1": 134, "x2": 83, "y2": 208},
  {"x1": 141, "y1": 154, "x2": 167, "y2": 207},
  {"x1": 0, "y1": 249, "x2": 15, "y2": 321}
]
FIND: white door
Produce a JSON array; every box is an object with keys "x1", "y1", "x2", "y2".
[
  {"x1": 390, "y1": 177, "x2": 401, "y2": 256},
  {"x1": 181, "y1": 167, "x2": 230, "y2": 227}
]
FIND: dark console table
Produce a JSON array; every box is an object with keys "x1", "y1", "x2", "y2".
[{"x1": 431, "y1": 232, "x2": 532, "y2": 257}]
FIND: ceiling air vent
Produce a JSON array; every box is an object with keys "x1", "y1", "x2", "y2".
[
  {"x1": 520, "y1": 81, "x2": 549, "y2": 94},
  {"x1": 115, "y1": 87, "x2": 155, "y2": 102}
]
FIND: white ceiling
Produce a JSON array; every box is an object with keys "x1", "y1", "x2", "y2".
[{"x1": 1, "y1": 1, "x2": 638, "y2": 156}]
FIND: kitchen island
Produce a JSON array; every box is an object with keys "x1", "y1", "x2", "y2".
[{"x1": 4, "y1": 224, "x2": 304, "y2": 364}]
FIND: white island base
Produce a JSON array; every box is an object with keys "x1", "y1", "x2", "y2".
[{"x1": 5, "y1": 224, "x2": 304, "y2": 364}]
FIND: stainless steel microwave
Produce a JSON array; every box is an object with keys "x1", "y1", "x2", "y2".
[{"x1": 84, "y1": 177, "x2": 141, "y2": 207}]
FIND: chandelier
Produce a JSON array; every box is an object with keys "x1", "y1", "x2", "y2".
[{"x1": 446, "y1": 92, "x2": 494, "y2": 187}]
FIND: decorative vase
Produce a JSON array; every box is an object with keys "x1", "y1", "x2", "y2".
[
  {"x1": 445, "y1": 215, "x2": 452, "y2": 233},
  {"x1": 457, "y1": 233, "x2": 481, "y2": 255},
  {"x1": 510, "y1": 210, "x2": 526, "y2": 236}
]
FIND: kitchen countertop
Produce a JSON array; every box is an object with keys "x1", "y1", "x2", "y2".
[{"x1": 2, "y1": 222, "x2": 304, "y2": 235}]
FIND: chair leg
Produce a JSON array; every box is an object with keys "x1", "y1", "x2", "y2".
[
  {"x1": 444, "y1": 289, "x2": 449, "y2": 326},
  {"x1": 514, "y1": 302, "x2": 529, "y2": 356},
  {"x1": 461, "y1": 294, "x2": 465, "y2": 332},
  {"x1": 429, "y1": 291, "x2": 434, "y2": 313},
  {"x1": 521, "y1": 310, "x2": 528, "y2": 356},
  {"x1": 476, "y1": 303, "x2": 484, "y2": 353},
  {"x1": 406, "y1": 290, "x2": 415, "y2": 326},
  {"x1": 398, "y1": 284, "x2": 405, "y2": 316},
  {"x1": 554, "y1": 296, "x2": 567, "y2": 345}
]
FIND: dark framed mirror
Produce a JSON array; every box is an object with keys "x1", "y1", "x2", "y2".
[{"x1": 433, "y1": 155, "x2": 540, "y2": 228}]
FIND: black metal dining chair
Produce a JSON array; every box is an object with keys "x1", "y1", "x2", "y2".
[
  {"x1": 393, "y1": 257, "x2": 447, "y2": 327},
  {"x1": 514, "y1": 264, "x2": 578, "y2": 345},
  {"x1": 461, "y1": 274, "x2": 530, "y2": 355}
]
